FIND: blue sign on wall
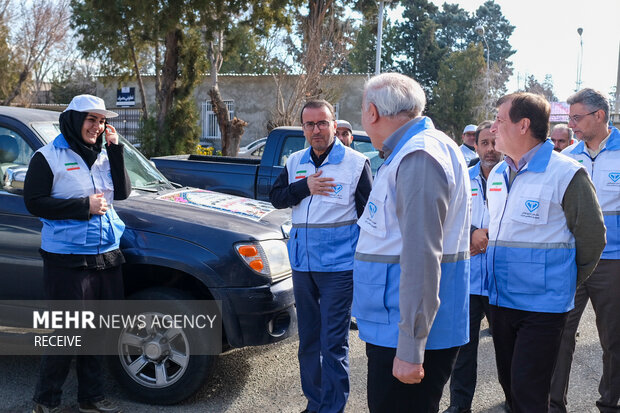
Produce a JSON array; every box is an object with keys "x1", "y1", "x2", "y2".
[{"x1": 116, "y1": 87, "x2": 135, "y2": 107}]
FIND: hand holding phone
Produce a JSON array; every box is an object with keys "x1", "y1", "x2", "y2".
[{"x1": 104, "y1": 123, "x2": 119, "y2": 146}]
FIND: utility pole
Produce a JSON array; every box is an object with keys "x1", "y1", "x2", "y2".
[
  {"x1": 375, "y1": 1, "x2": 392, "y2": 75},
  {"x1": 576, "y1": 27, "x2": 584, "y2": 91},
  {"x1": 476, "y1": 25, "x2": 490, "y2": 118}
]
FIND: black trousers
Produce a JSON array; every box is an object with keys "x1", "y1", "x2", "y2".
[
  {"x1": 366, "y1": 343, "x2": 459, "y2": 413},
  {"x1": 449, "y1": 294, "x2": 492, "y2": 409},
  {"x1": 33, "y1": 262, "x2": 124, "y2": 408},
  {"x1": 489, "y1": 305, "x2": 568, "y2": 413}
]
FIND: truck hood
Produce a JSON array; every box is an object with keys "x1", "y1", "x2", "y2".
[{"x1": 115, "y1": 188, "x2": 291, "y2": 244}]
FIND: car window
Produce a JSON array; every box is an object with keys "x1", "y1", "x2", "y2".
[
  {"x1": 352, "y1": 139, "x2": 383, "y2": 176},
  {"x1": 0, "y1": 127, "x2": 34, "y2": 178},
  {"x1": 251, "y1": 144, "x2": 265, "y2": 158},
  {"x1": 278, "y1": 136, "x2": 308, "y2": 166},
  {"x1": 30, "y1": 122, "x2": 61, "y2": 145}
]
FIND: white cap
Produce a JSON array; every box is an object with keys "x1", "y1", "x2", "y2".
[
  {"x1": 64, "y1": 94, "x2": 118, "y2": 118},
  {"x1": 462, "y1": 124, "x2": 477, "y2": 134},
  {"x1": 336, "y1": 119, "x2": 352, "y2": 132}
]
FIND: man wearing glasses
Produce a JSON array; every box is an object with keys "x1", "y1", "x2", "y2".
[
  {"x1": 270, "y1": 100, "x2": 372, "y2": 413},
  {"x1": 551, "y1": 88, "x2": 620, "y2": 413}
]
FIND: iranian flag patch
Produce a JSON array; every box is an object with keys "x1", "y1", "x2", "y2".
[
  {"x1": 489, "y1": 181, "x2": 502, "y2": 192},
  {"x1": 65, "y1": 162, "x2": 80, "y2": 171},
  {"x1": 471, "y1": 188, "x2": 478, "y2": 196},
  {"x1": 295, "y1": 169, "x2": 307, "y2": 179}
]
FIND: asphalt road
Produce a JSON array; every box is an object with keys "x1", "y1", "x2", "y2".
[{"x1": 0, "y1": 302, "x2": 603, "y2": 413}]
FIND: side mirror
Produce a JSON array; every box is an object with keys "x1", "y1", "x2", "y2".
[{"x1": 3, "y1": 165, "x2": 27, "y2": 195}]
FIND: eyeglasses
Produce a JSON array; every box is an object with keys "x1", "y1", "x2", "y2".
[
  {"x1": 302, "y1": 120, "x2": 332, "y2": 131},
  {"x1": 567, "y1": 110, "x2": 598, "y2": 124}
]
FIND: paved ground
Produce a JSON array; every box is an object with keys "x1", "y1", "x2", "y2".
[{"x1": 0, "y1": 302, "x2": 603, "y2": 412}]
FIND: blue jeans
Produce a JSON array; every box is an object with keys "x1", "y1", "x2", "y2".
[{"x1": 293, "y1": 269, "x2": 353, "y2": 413}]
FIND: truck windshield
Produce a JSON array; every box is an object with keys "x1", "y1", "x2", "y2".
[{"x1": 31, "y1": 121, "x2": 174, "y2": 192}]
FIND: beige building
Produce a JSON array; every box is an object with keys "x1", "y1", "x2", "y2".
[{"x1": 96, "y1": 73, "x2": 369, "y2": 145}]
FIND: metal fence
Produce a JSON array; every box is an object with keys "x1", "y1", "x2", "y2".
[{"x1": 107, "y1": 108, "x2": 143, "y2": 145}]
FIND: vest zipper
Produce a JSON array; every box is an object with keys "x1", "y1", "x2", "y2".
[
  {"x1": 491, "y1": 170, "x2": 515, "y2": 307},
  {"x1": 304, "y1": 165, "x2": 318, "y2": 271},
  {"x1": 90, "y1": 172, "x2": 102, "y2": 255}
]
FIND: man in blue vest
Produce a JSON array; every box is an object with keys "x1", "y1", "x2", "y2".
[
  {"x1": 487, "y1": 92, "x2": 606, "y2": 413},
  {"x1": 270, "y1": 100, "x2": 372, "y2": 413},
  {"x1": 460, "y1": 124, "x2": 479, "y2": 165},
  {"x1": 444, "y1": 121, "x2": 503, "y2": 413},
  {"x1": 354, "y1": 72, "x2": 471, "y2": 413},
  {"x1": 551, "y1": 88, "x2": 620, "y2": 413}
]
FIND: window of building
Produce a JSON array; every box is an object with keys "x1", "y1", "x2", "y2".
[{"x1": 201, "y1": 100, "x2": 235, "y2": 140}]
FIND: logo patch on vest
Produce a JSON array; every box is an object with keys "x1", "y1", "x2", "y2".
[
  {"x1": 333, "y1": 184, "x2": 343, "y2": 194},
  {"x1": 295, "y1": 169, "x2": 307, "y2": 180},
  {"x1": 368, "y1": 202, "x2": 377, "y2": 218},
  {"x1": 609, "y1": 172, "x2": 620, "y2": 183},
  {"x1": 489, "y1": 181, "x2": 502, "y2": 192},
  {"x1": 525, "y1": 200, "x2": 540, "y2": 212},
  {"x1": 65, "y1": 162, "x2": 80, "y2": 171}
]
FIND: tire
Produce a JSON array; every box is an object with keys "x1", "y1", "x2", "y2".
[{"x1": 109, "y1": 287, "x2": 218, "y2": 405}]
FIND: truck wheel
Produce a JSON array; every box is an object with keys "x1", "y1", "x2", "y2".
[{"x1": 109, "y1": 287, "x2": 218, "y2": 404}]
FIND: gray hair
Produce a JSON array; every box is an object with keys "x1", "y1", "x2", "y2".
[
  {"x1": 567, "y1": 88, "x2": 609, "y2": 122},
  {"x1": 551, "y1": 123, "x2": 573, "y2": 139},
  {"x1": 363, "y1": 73, "x2": 426, "y2": 118}
]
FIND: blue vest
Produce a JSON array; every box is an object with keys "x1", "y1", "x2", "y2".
[
  {"x1": 37, "y1": 134, "x2": 126, "y2": 255},
  {"x1": 563, "y1": 127, "x2": 620, "y2": 259},
  {"x1": 353, "y1": 117, "x2": 470, "y2": 350},
  {"x1": 286, "y1": 138, "x2": 368, "y2": 272},
  {"x1": 486, "y1": 141, "x2": 581, "y2": 313},
  {"x1": 469, "y1": 163, "x2": 490, "y2": 296}
]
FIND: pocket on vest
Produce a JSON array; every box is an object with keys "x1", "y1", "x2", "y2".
[
  {"x1": 287, "y1": 228, "x2": 303, "y2": 269},
  {"x1": 53, "y1": 220, "x2": 88, "y2": 245},
  {"x1": 106, "y1": 209, "x2": 126, "y2": 243},
  {"x1": 319, "y1": 225, "x2": 356, "y2": 266},
  {"x1": 504, "y1": 248, "x2": 546, "y2": 294},
  {"x1": 352, "y1": 260, "x2": 390, "y2": 324}
]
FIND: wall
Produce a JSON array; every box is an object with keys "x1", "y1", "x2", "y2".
[{"x1": 96, "y1": 73, "x2": 369, "y2": 145}]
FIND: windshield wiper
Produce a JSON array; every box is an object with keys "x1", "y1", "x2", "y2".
[
  {"x1": 131, "y1": 186, "x2": 158, "y2": 192},
  {"x1": 144, "y1": 179, "x2": 169, "y2": 186}
]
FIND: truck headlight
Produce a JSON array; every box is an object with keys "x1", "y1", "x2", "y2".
[{"x1": 234, "y1": 240, "x2": 291, "y2": 283}]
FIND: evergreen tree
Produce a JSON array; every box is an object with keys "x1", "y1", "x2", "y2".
[{"x1": 431, "y1": 43, "x2": 486, "y2": 140}]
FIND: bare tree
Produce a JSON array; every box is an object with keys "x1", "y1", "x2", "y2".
[
  {"x1": 2, "y1": 0, "x2": 70, "y2": 105},
  {"x1": 206, "y1": 28, "x2": 248, "y2": 157},
  {"x1": 269, "y1": 2, "x2": 354, "y2": 128}
]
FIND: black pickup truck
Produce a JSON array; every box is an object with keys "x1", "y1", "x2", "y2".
[
  {"x1": 0, "y1": 106, "x2": 296, "y2": 404},
  {"x1": 151, "y1": 127, "x2": 383, "y2": 201}
]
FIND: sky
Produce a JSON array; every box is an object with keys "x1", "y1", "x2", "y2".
[{"x1": 391, "y1": 0, "x2": 620, "y2": 102}]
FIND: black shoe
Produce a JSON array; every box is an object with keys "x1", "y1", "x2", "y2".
[
  {"x1": 78, "y1": 399, "x2": 122, "y2": 413},
  {"x1": 32, "y1": 404, "x2": 62, "y2": 413},
  {"x1": 350, "y1": 317, "x2": 358, "y2": 330},
  {"x1": 443, "y1": 407, "x2": 472, "y2": 413}
]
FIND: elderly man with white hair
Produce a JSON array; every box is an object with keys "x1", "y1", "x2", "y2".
[{"x1": 353, "y1": 73, "x2": 471, "y2": 413}]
